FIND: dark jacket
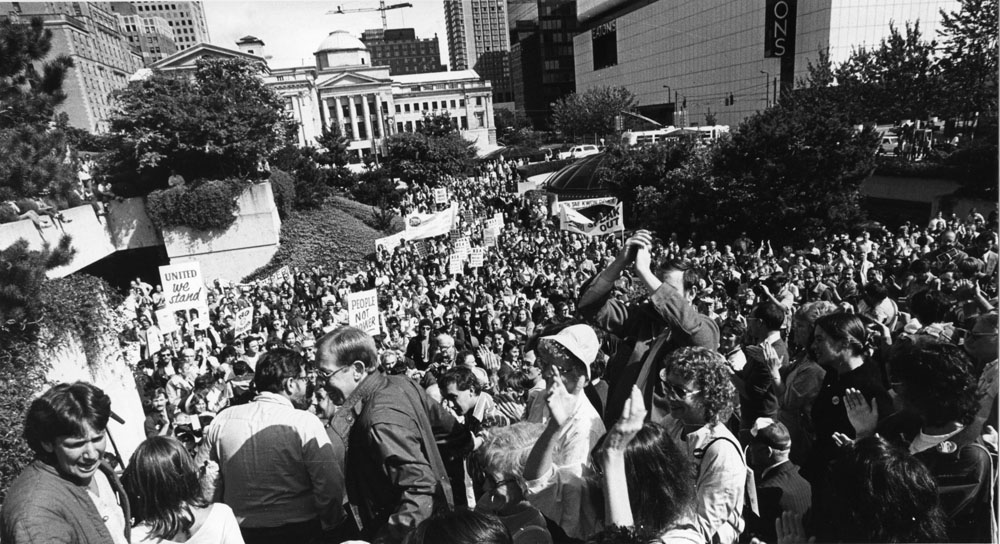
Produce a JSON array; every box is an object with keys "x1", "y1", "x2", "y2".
[
  {"x1": 879, "y1": 412, "x2": 996, "y2": 543},
  {"x1": 405, "y1": 335, "x2": 433, "y2": 370},
  {"x1": 578, "y1": 275, "x2": 720, "y2": 425},
  {"x1": 1, "y1": 459, "x2": 130, "y2": 544},
  {"x1": 340, "y1": 372, "x2": 470, "y2": 544},
  {"x1": 747, "y1": 461, "x2": 812, "y2": 543}
]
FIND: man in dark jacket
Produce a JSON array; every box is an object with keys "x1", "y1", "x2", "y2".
[
  {"x1": 577, "y1": 229, "x2": 719, "y2": 426},
  {"x1": 745, "y1": 419, "x2": 811, "y2": 544},
  {"x1": 317, "y1": 327, "x2": 471, "y2": 544}
]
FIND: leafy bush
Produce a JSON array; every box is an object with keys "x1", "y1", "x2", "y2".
[
  {"x1": 268, "y1": 168, "x2": 296, "y2": 219},
  {"x1": 352, "y1": 169, "x2": 401, "y2": 209},
  {"x1": 292, "y1": 163, "x2": 333, "y2": 210},
  {"x1": 0, "y1": 206, "x2": 19, "y2": 224},
  {"x1": 145, "y1": 179, "x2": 247, "y2": 231},
  {"x1": 516, "y1": 159, "x2": 573, "y2": 179}
]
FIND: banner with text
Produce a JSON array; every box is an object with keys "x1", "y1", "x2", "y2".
[
  {"x1": 469, "y1": 247, "x2": 485, "y2": 268},
  {"x1": 346, "y1": 289, "x2": 380, "y2": 336},
  {"x1": 560, "y1": 201, "x2": 624, "y2": 237},
  {"x1": 375, "y1": 232, "x2": 405, "y2": 254},
  {"x1": 405, "y1": 203, "x2": 458, "y2": 241}
]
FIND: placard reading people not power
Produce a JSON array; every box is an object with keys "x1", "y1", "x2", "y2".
[{"x1": 346, "y1": 289, "x2": 379, "y2": 336}]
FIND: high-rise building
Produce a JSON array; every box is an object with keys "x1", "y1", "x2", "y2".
[
  {"x1": 508, "y1": 0, "x2": 575, "y2": 127},
  {"x1": 0, "y1": 2, "x2": 143, "y2": 132},
  {"x1": 109, "y1": 3, "x2": 178, "y2": 65},
  {"x1": 444, "y1": 0, "x2": 513, "y2": 104},
  {"x1": 127, "y1": 1, "x2": 209, "y2": 51},
  {"x1": 573, "y1": 0, "x2": 958, "y2": 128},
  {"x1": 361, "y1": 28, "x2": 446, "y2": 76}
]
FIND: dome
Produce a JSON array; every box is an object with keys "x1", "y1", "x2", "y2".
[
  {"x1": 545, "y1": 153, "x2": 614, "y2": 198},
  {"x1": 316, "y1": 30, "x2": 367, "y2": 53}
]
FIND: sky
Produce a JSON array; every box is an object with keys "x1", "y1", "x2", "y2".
[{"x1": 203, "y1": 0, "x2": 449, "y2": 69}]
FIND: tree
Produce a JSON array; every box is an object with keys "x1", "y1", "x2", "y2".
[
  {"x1": 0, "y1": 17, "x2": 79, "y2": 204},
  {"x1": 0, "y1": 235, "x2": 74, "y2": 338},
  {"x1": 98, "y1": 57, "x2": 297, "y2": 197},
  {"x1": 551, "y1": 86, "x2": 636, "y2": 142},
  {"x1": 937, "y1": 0, "x2": 998, "y2": 132},
  {"x1": 384, "y1": 132, "x2": 475, "y2": 186},
  {"x1": 419, "y1": 112, "x2": 458, "y2": 138},
  {"x1": 712, "y1": 102, "x2": 878, "y2": 243}
]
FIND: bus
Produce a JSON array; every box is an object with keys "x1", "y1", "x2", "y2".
[{"x1": 620, "y1": 125, "x2": 729, "y2": 147}]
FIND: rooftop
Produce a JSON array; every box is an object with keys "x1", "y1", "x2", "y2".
[{"x1": 392, "y1": 69, "x2": 482, "y2": 85}]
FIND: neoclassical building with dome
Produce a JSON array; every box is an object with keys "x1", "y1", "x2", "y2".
[{"x1": 149, "y1": 30, "x2": 496, "y2": 161}]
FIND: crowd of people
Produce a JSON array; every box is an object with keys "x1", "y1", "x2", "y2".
[{"x1": 1, "y1": 169, "x2": 997, "y2": 544}]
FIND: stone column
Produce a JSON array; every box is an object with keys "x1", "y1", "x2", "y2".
[
  {"x1": 347, "y1": 95, "x2": 360, "y2": 141},
  {"x1": 333, "y1": 96, "x2": 346, "y2": 137},
  {"x1": 375, "y1": 94, "x2": 386, "y2": 138},
  {"x1": 360, "y1": 94, "x2": 372, "y2": 141},
  {"x1": 320, "y1": 95, "x2": 332, "y2": 133}
]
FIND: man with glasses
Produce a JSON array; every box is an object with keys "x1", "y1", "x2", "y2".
[
  {"x1": 197, "y1": 348, "x2": 343, "y2": 544},
  {"x1": 316, "y1": 326, "x2": 471, "y2": 543},
  {"x1": 578, "y1": 229, "x2": 719, "y2": 426}
]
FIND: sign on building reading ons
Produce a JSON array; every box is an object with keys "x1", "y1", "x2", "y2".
[
  {"x1": 764, "y1": 0, "x2": 797, "y2": 58},
  {"x1": 592, "y1": 19, "x2": 618, "y2": 70}
]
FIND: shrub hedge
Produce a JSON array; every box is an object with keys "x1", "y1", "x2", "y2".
[
  {"x1": 145, "y1": 179, "x2": 247, "y2": 231},
  {"x1": 268, "y1": 168, "x2": 296, "y2": 219}
]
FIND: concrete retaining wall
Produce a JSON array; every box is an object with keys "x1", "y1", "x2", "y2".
[
  {"x1": 161, "y1": 183, "x2": 281, "y2": 282},
  {"x1": 0, "y1": 183, "x2": 280, "y2": 282}
]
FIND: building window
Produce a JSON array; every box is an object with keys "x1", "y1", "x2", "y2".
[
  {"x1": 395, "y1": 104, "x2": 401, "y2": 113},
  {"x1": 459, "y1": 99, "x2": 465, "y2": 107},
  {"x1": 404, "y1": 104, "x2": 410, "y2": 113},
  {"x1": 460, "y1": 117, "x2": 468, "y2": 130},
  {"x1": 476, "y1": 97, "x2": 482, "y2": 106}
]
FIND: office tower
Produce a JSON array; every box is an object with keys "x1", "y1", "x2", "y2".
[
  {"x1": 361, "y1": 28, "x2": 446, "y2": 76},
  {"x1": 126, "y1": 1, "x2": 209, "y2": 51},
  {"x1": 0, "y1": 2, "x2": 143, "y2": 132},
  {"x1": 109, "y1": 3, "x2": 178, "y2": 65},
  {"x1": 444, "y1": 0, "x2": 513, "y2": 104}
]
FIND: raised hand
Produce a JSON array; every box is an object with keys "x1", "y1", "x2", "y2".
[
  {"x1": 776, "y1": 511, "x2": 815, "y2": 544},
  {"x1": 603, "y1": 386, "x2": 646, "y2": 453},
  {"x1": 843, "y1": 387, "x2": 878, "y2": 438},
  {"x1": 545, "y1": 366, "x2": 575, "y2": 427}
]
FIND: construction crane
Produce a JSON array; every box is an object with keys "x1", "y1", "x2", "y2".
[{"x1": 326, "y1": 1, "x2": 413, "y2": 32}]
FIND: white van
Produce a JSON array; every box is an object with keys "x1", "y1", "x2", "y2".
[{"x1": 568, "y1": 145, "x2": 600, "y2": 159}]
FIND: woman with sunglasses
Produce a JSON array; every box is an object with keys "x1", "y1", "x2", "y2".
[{"x1": 658, "y1": 346, "x2": 746, "y2": 544}]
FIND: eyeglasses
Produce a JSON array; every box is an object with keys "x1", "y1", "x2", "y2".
[
  {"x1": 659, "y1": 369, "x2": 700, "y2": 398},
  {"x1": 316, "y1": 364, "x2": 352, "y2": 381}
]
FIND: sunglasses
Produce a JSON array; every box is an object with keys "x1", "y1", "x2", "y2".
[{"x1": 659, "y1": 368, "x2": 700, "y2": 398}]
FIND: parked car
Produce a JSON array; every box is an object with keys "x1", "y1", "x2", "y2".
[
  {"x1": 540, "y1": 143, "x2": 573, "y2": 161},
  {"x1": 879, "y1": 135, "x2": 899, "y2": 155},
  {"x1": 567, "y1": 144, "x2": 600, "y2": 159}
]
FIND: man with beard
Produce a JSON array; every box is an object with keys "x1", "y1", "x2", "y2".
[{"x1": 197, "y1": 349, "x2": 343, "y2": 544}]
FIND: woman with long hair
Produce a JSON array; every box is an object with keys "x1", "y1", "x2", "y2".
[{"x1": 123, "y1": 436, "x2": 243, "y2": 544}]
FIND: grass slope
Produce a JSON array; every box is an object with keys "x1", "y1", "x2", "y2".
[{"x1": 243, "y1": 196, "x2": 402, "y2": 282}]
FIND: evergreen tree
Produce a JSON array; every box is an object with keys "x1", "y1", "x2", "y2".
[{"x1": 0, "y1": 17, "x2": 79, "y2": 204}]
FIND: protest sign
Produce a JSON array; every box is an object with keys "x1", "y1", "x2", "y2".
[
  {"x1": 469, "y1": 248, "x2": 485, "y2": 268},
  {"x1": 235, "y1": 306, "x2": 253, "y2": 337},
  {"x1": 462, "y1": 209, "x2": 474, "y2": 225},
  {"x1": 484, "y1": 217, "x2": 502, "y2": 232},
  {"x1": 267, "y1": 265, "x2": 292, "y2": 286},
  {"x1": 517, "y1": 180, "x2": 538, "y2": 195},
  {"x1": 493, "y1": 212, "x2": 505, "y2": 227},
  {"x1": 413, "y1": 239, "x2": 429, "y2": 258},
  {"x1": 154, "y1": 308, "x2": 178, "y2": 334},
  {"x1": 551, "y1": 195, "x2": 618, "y2": 216},
  {"x1": 483, "y1": 227, "x2": 498, "y2": 248},
  {"x1": 159, "y1": 262, "x2": 209, "y2": 317},
  {"x1": 454, "y1": 236, "x2": 471, "y2": 256},
  {"x1": 559, "y1": 201, "x2": 624, "y2": 237},
  {"x1": 346, "y1": 289, "x2": 379, "y2": 335},
  {"x1": 433, "y1": 187, "x2": 448, "y2": 204},
  {"x1": 449, "y1": 254, "x2": 464, "y2": 275}
]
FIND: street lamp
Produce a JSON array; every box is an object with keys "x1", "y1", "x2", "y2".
[{"x1": 759, "y1": 70, "x2": 771, "y2": 108}]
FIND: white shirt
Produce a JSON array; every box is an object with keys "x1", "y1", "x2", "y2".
[{"x1": 132, "y1": 503, "x2": 244, "y2": 544}]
